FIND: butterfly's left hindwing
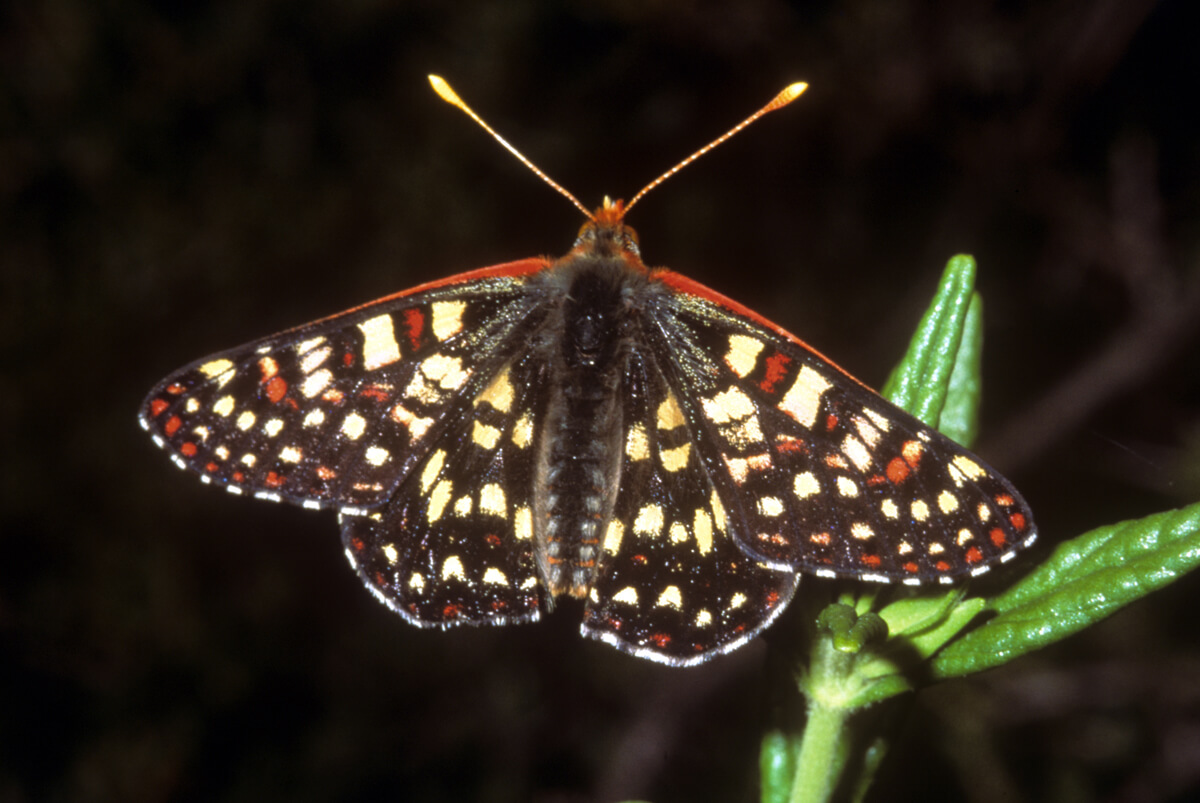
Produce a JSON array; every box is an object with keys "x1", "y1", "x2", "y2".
[
  {"x1": 580, "y1": 348, "x2": 797, "y2": 665},
  {"x1": 140, "y1": 259, "x2": 551, "y2": 509},
  {"x1": 646, "y1": 271, "x2": 1037, "y2": 584}
]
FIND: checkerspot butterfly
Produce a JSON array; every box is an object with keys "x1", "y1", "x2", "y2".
[{"x1": 141, "y1": 77, "x2": 1036, "y2": 665}]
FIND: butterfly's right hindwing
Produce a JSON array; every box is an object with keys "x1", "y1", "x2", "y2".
[{"x1": 339, "y1": 349, "x2": 551, "y2": 627}]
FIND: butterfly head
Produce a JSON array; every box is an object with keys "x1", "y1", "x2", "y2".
[{"x1": 571, "y1": 196, "x2": 642, "y2": 262}]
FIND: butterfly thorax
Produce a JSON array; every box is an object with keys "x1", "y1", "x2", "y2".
[{"x1": 531, "y1": 229, "x2": 647, "y2": 601}]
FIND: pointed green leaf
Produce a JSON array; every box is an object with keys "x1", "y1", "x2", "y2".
[
  {"x1": 936, "y1": 292, "x2": 983, "y2": 447},
  {"x1": 881, "y1": 255, "x2": 977, "y2": 430},
  {"x1": 931, "y1": 501, "x2": 1200, "y2": 678},
  {"x1": 760, "y1": 730, "x2": 799, "y2": 803}
]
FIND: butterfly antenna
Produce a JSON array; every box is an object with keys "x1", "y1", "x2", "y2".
[
  {"x1": 623, "y1": 82, "x2": 808, "y2": 215},
  {"x1": 429, "y1": 75, "x2": 594, "y2": 220}
]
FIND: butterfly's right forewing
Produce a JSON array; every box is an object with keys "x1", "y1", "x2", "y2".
[{"x1": 140, "y1": 259, "x2": 551, "y2": 511}]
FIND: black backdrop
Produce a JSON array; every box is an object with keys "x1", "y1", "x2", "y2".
[{"x1": 6, "y1": 1, "x2": 1200, "y2": 800}]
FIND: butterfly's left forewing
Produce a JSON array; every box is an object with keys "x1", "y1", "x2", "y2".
[
  {"x1": 646, "y1": 271, "x2": 1037, "y2": 585},
  {"x1": 140, "y1": 259, "x2": 551, "y2": 510}
]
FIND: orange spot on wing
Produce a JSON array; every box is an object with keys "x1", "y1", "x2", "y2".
[
  {"x1": 1009, "y1": 513, "x2": 1026, "y2": 530},
  {"x1": 759, "y1": 352, "x2": 792, "y2": 393},
  {"x1": 404, "y1": 308, "x2": 425, "y2": 350},
  {"x1": 964, "y1": 547, "x2": 983, "y2": 564},
  {"x1": 150, "y1": 398, "x2": 169, "y2": 417},
  {"x1": 990, "y1": 528, "x2": 1007, "y2": 547},
  {"x1": 775, "y1": 436, "x2": 808, "y2": 454},
  {"x1": 264, "y1": 471, "x2": 285, "y2": 488},
  {"x1": 825, "y1": 414, "x2": 838, "y2": 431},
  {"x1": 995, "y1": 493, "x2": 1014, "y2": 506},
  {"x1": 264, "y1": 376, "x2": 288, "y2": 403},
  {"x1": 903, "y1": 561, "x2": 919, "y2": 573},
  {"x1": 180, "y1": 442, "x2": 197, "y2": 457},
  {"x1": 166, "y1": 383, "x2": 186, "y2": 395},
  {"x1": 360, "y1": 384, "x2": 391, "y2": 401},
  {"x1": 886, "y1": 456, "x2": 910, "y2": 483},
  {"x1": 205, "y1": 462, "x2": 219, "y2": 472},
  {"x1": 164, "y1": 416, "x2": 182, "y2": 436},
  {"x1": 861, "y1": 554, "x2": 881, "y2": 568},
  {"x1": 824, "y1": 453, "x2": 849, "y2": 470},
  {"x1": 316, "y1": 465, "x2": 336, "y2": 480},
  {"x1": 935, "y1": 560, "x2": 951, "y2": 571}
]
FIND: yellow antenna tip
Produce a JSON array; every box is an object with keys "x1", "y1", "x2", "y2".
[
  {"x1": 428, "y1": 74, "x2": 463, "y2": 108},
  {"x1": 780, "y1": 82, "x2": 809, "y2": 103}
]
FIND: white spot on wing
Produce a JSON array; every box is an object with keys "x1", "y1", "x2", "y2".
[
  {"x1": 479, "y1": 483, "x2": 506, "y2": 516},
  {"x1": 482, "y1": 567, "x2": 508, "y2": 586},
  {"x1": 655, "y1": 586, "x2": 683, "y2": 609},
  {"x1": 603, "y1": 520, "x2": 625, "y2": 554},
  {"x1": 724, "y1": 334, "x2": 765, "y2": 377},
  {"x1": 358, "y1": 314, "x2": 402, "y2": 370},
  {"x1": 431, "y1": 300, "x2": 467, "y2": 341},
  {"x1": 613, "y1": 587, "x2": 639, "y2": 605},
  {"x1": 341, "y1": 412, "x2": 367, "y2": 440},
  {"x1": 441, "y1": 556, "x2": 466, "y2": 582},
  {"x1": 302, "y1": 369, "x2": 332, "y2": 398},
  {"x1": 633, "y1": 504, "x2": 665, "y2": 537},
  {"x1": 779, "y1": 365, "x2": 832, "y2": 428},
  {"x1": 794, "y1": 472, "x2": 819, "y2": 499}
]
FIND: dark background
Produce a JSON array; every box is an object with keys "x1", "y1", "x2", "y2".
[{"x1": 5, "y1": 1, "x2": 1200, "y2": 801}]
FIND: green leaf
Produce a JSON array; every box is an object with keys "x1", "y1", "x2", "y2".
[
  {"x1": 932, "y1": 501, "x2": 1200, "y2": 678},
  {"x1": 760, "y1": 730, "x2": 799, "y2": 803},
  {"x1": 880, "y1": 255, "x2": 977, "y2": 431},
  {"x1": 936, "y1": 293, "x2": 983, "y2": 447},
  {"x1": 842, "y1": 591, "x2": 987, "y2": 707}
]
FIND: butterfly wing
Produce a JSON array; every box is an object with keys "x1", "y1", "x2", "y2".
[
  {"x1": 580, "y1": 347, "x2": 798, "y2": 665},
  {"x1": 644, "y1": 271, "x2": 1037, "y2": 584},
  {"x1": 140, "y1": 260, "x2": 551, "y2": 511},
  {"x1": 339, "y1": 350, "x2": 551, "y2": 626}
]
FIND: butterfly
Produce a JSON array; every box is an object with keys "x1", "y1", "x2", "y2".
[{"x1": 140, "y1": 76, "x2": 1036, "y2": 666}]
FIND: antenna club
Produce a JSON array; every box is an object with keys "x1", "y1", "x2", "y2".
[
  {"x1": 779, "y1": 82, "x2": 808, "y2": 104},
  {"x1": 428, "y1": 75, "x2": 463, "y2": 107},
  {"x1": 762, "y1": 82, "x2": 808, "y2": 113}
]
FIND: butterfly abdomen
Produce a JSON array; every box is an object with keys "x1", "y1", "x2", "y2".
[{"x1": 532, "y1": 257, "x2": 644, "y2": 599}]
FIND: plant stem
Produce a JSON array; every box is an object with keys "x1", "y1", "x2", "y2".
[
  {"x1": 789, "y1": 637, "x2": 856, "y2": 803},
  {"x1": 788, "y1": 696, "x2": 851, "y2": 803}
]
